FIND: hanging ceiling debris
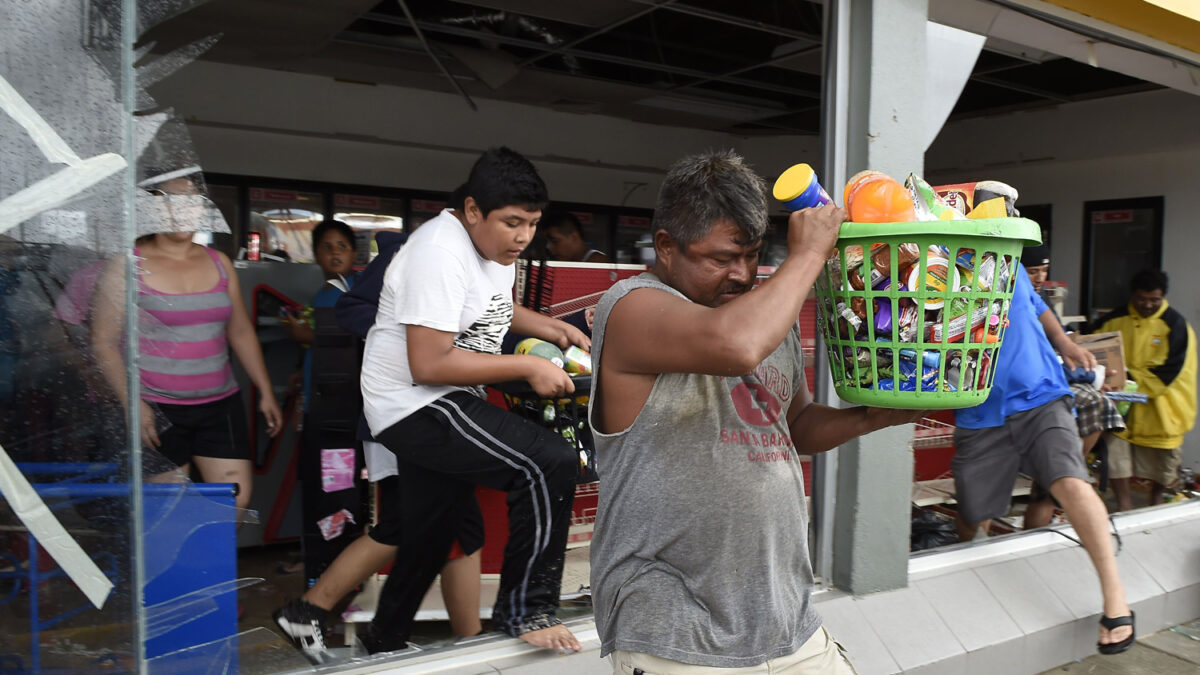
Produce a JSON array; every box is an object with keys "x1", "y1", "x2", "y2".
[{"x1": 141, "y1": 0, "x2": 1162, "y2": 135}]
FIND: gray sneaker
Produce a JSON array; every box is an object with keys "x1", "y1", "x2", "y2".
[{"x1": 274, "y1": 599, "x2": 334, "y2": 665}]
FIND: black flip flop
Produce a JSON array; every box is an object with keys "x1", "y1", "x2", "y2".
[{"x1": 1097, "y1": 611, "x2": 1135, "y2": 655}]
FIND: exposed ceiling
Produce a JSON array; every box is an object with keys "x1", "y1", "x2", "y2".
[{"x1": 142, "y1": 0, "x2": 1162, "y2": 135}]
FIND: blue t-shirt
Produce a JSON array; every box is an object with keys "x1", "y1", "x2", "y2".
[
  {"x1": 954, "y1": 263, "x2": 1070, "y2": 429},
  {"x1": 302, "y1": 273, "x2": 358, "y2": 413}
]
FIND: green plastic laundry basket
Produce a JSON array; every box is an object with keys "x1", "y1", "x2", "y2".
[{"x1": 813, "y1": 217, "x2": 1042, "y2": 409}]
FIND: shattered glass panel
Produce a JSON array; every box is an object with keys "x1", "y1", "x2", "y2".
[{"x1": 1, "y1": 1, "x2": 253, "y2": 672}]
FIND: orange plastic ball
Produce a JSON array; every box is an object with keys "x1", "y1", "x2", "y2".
[
  {"x1": 846, "y1": 175, "x2": 916, "y2": 223},
  {"x1": 843, "y1": 169, "x2": 884, "y2": 206}
]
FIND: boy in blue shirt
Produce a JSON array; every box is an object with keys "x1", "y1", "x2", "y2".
[
  {"x1": 952, "y1": 262, "x2": 1134, "y2": 655},
  {"x1": 283, "y1": 219, "x2": 363, "y2": 583},
  {"x1": 287, "y1": 219, "x2": 361, "y2": 412}
]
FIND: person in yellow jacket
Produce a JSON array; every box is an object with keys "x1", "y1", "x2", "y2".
[{"x1": 1096, "y1": 269, "x2": 1197, "y2": 509}]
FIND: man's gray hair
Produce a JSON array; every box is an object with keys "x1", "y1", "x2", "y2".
[{"x1": 653, "y1": 149, "x2": 769, "y2": 249}]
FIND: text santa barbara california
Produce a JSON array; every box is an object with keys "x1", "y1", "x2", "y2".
[{"x1": 719, "y1": 429, "x2": 794, "y2": 447}]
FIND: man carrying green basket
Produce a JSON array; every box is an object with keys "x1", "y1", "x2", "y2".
[
  {"x1": 951, "y1": 259, "x2": 1135, "y2": 655},
  {"x1": 588, "y1": 150, "x2": 922, "y2": 673}
]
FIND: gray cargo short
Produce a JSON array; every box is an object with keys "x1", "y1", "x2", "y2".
[{"x1": 952, "y1": 396, "x2": 1090, "y2": 525}]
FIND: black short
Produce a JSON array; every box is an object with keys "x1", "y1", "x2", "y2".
[
  {"x1": 367, "y1": 474, "x2": 485, "y2": 554},
  {"x1": 151, "y1": 392, "x2": 251, "y2": 467}
]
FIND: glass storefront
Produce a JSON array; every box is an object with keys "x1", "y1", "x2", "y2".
[
  {"x1": 0, "y1": 1, "x2": 306, "y2": 670},
  {"x1": 2, "y1": 0, "x2": 141, "y2": 669}
]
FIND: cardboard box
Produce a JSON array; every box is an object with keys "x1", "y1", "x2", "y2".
[{"x1": 1069, "y1": 332, "x2": 1125, "y2": 389}]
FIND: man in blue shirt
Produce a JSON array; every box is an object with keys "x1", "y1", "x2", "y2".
[{"x1": 952, "y1": 262, "x2": 1134, "y2": 655}]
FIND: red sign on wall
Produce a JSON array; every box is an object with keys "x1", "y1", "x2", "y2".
[
  {"x1": 412, "y1": 199, "x2": 447, "y2": 214},
  {"x1": 250, "y1": 188, "x2": 299, "y2": 202},
  {"x1": 618, "y1": 215, "x2": 651, "y2": 229},
  {"x1": 335, "y1": 194, "x2": 381, "y2": 209},
  {"x1": 1091, "y1": 209, "x2": 1133, "y2": 224}
]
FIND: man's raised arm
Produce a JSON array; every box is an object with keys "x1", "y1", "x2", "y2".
[{"x1": 604, "y1": 204, "x2": 845, "y2": 378}]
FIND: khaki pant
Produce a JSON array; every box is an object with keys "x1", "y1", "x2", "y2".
[
  {"x1": 611, "y1": 626, "x2": 856, "y2": 674},
  {"x1": 1107, "y1": 434, "x2": 1182, "y2": 486}
]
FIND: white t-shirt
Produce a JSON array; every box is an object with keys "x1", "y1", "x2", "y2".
[{"x1": 361, "y1": 209, "x2": 515, "y2": 439}]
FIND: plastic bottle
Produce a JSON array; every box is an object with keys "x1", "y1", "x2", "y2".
[
  {"x1": 773, "y1": 163, "x2": 832, "y2": 211},
  {"x1": 515, "y1": 337, "x2": 565, "y2": 369}
]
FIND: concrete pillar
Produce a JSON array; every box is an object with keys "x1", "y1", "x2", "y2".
[
  {"x1": 832, "y1": 424, "x2": 915, "y2": 593},
  {"x1": 827, "y1": 0, "x2": 928, "y2": 595},
  {"x1": 845, "y1": 0, "x2": 929, "y2": 179}
]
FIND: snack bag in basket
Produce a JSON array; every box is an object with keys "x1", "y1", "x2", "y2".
[
  {"x1": 932, "y1": 180, "x2": 1019, "y2": 217},
  {"x1": 905, "y1": 174, "x2": 965, "y2": 221}
]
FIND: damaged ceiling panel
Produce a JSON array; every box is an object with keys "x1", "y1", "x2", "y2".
[{"x1": 144, "y1": 0, "x2": 1163, "y2": 135}]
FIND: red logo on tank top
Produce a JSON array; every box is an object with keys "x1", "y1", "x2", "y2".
[{"x1": 730, "y1": 381, "x2": 782, "y2": 427}]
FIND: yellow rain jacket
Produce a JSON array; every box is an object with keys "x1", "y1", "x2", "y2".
[{"x1": 1097, "y1": 298, "x2": 1197, "y2": 449}]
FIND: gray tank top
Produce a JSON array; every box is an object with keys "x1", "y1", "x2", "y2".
[{"x1": 588, "y1": 273, "x2": 821, "y2": 668}]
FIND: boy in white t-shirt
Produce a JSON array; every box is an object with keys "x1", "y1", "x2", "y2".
[{"x1": 276, "y1": 147, "x2": 588, "y2": 659}]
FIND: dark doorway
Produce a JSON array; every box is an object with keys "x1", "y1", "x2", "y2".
[
  {"x1": 1020, "y1": 204, "x2": 1052, "y2": 253},
  {"x1": 1082, "y1": 197, "x2": 1163, "y2": 321}
]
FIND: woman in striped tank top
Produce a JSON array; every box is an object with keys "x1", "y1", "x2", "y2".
[{"x1": 91, "y1": 178, "x2": 282, "y2": 513}]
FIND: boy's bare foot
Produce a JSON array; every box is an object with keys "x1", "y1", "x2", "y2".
[{"x1": 518, "y1": 624, "x2": 582, "y2": 652}]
